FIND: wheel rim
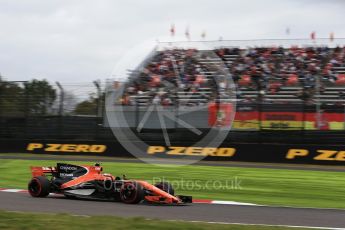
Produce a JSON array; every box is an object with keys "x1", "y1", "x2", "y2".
[
  {"x1": 121, "y1": 183, "x2": 137, "y2": 201},
  {"x1": 29, "y1": 179, "x2": 41, "y2": 196}
]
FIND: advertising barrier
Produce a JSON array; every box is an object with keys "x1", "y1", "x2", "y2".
[
  {"x1": 1, "y1": 139, "x2": 345, "y2": 166},
  {"x1": 233, "y1": 110, "x2": 345, "y2": 131}
]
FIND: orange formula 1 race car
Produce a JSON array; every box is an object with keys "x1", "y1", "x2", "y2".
[{"x1": 28, "y1": 163, "x2": 192, "y2": 205}]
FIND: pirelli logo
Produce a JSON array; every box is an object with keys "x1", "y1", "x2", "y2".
[
  {"x1": 147, "y1": 146, "x2": 236, "y2": 157},
  {"x1": 26, "y1": 143, "x2": 106, "y2": 153},
  {"x1": 286, "y1": 149, "x2": 345, "y2": 161}
]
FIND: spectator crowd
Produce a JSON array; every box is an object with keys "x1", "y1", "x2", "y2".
[
  {"x1": 120, "y1": 45, "x2": 345, "y2": 106},
  {"x1": 215, "y1": 46, "x2": 345, "y2": 98}
]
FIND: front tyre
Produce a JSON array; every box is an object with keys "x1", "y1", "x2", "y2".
[
  {"x1": 28, "y1": 176, "x2": 51, "y2": 197},
  {"x1": 120, "y1": 182, "x2": 144, "y2": 204}
]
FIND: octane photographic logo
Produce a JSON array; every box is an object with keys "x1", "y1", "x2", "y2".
[
  {"x1": 105, "y1": 38, "x2": 237, "y2": 166},
  {"x1": 151, "y1": 177, "x2": 243, "y2": 191},
  {"x1": 100, "y1": 177, "x2": 243, "y2": 192}
]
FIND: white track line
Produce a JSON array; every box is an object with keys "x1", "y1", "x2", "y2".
[
  {"x1": 211, "y1": 200, "x2": 259, "y2": 206},
  {"x1": 0, "y1": 189, "x2": 26, "y2": 193},
  {"x1": 185, "y1": 220, "x2": 345, "y2": 230}
]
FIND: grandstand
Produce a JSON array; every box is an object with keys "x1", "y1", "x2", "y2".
[
  {"x1": 215, "y1": 46, "x2": 345, "y2": 104},
  {"x1": 120, "y1": 48, "x2": 233, "y2": 107},
  {"x1": 122, "y1": 44, "x2": 345, "y2": 105},
  {"x1": 114, "y1": 41, "x2": 345, "y2": 132}
]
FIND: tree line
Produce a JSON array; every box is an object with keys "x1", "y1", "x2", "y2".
[{"x1": 0, "y1": 76, "x2": 100, "y2": 116}]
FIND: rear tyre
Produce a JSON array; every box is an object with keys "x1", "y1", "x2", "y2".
[
  {"x1": 28, "y1": 176, "x2": 51, "y2": 197},
  {"x1": 120, "y1": 182, "x2": 144, "y2": 204},
  {"x1": 155, "y1": 182, "x2": 174, "y2": 196}
]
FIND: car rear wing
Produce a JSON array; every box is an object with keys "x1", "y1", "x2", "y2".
[{"x1": 30, "y1": 166, "x2": 57, "y2": 177}]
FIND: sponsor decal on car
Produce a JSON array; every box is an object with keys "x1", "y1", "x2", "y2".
[
  {"x1": 59, "y1": 173, "x2": 74, "y2": 177},
  {"x1": 59, "y1": 166, "x2": 78, "y2": 171}
]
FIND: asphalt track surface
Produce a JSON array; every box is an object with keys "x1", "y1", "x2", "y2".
[{"x1": 1, "y1": 192, "x2": 345, "y2": 229}]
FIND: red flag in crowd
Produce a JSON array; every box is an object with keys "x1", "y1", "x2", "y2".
[
  {"x1": 310, "y1": 31, "x2": 316, "y2": 40},
  {"x1": 170, "y1": 24, "x2": 175, "y2": 36},
  {"x1": 330, "y1": 32, "x2": 334, "y2": 42}
]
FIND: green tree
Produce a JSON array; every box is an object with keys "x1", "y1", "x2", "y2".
[
  {"x1": 24, "y1": 79, "x2": 56, "y2": 115},
  {"x1": 0, "y1": 78, "x2": 57, "y2": 116},
  {"x1": 74, "y1": 96, "x2": 97, "y2": 115},
  {"x1": 0, "y1": 77, "x2": 25, "y2": 117}
]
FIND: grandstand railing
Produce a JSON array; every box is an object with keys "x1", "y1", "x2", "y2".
[{"x1": 157, "y1": 38, "x2": 345, "y2": 49}]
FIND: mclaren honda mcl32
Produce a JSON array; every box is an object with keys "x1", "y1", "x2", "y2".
[{"x1": 28, "y1": 163, "x2": 192, "y2": 204}]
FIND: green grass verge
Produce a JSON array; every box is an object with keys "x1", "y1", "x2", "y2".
[
  {"x1": 0, "y1": 210, "x2": 310, "y2": 230},
  {"x1": 1, "y1": 159, "x2": 345, "y2": 209}
]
